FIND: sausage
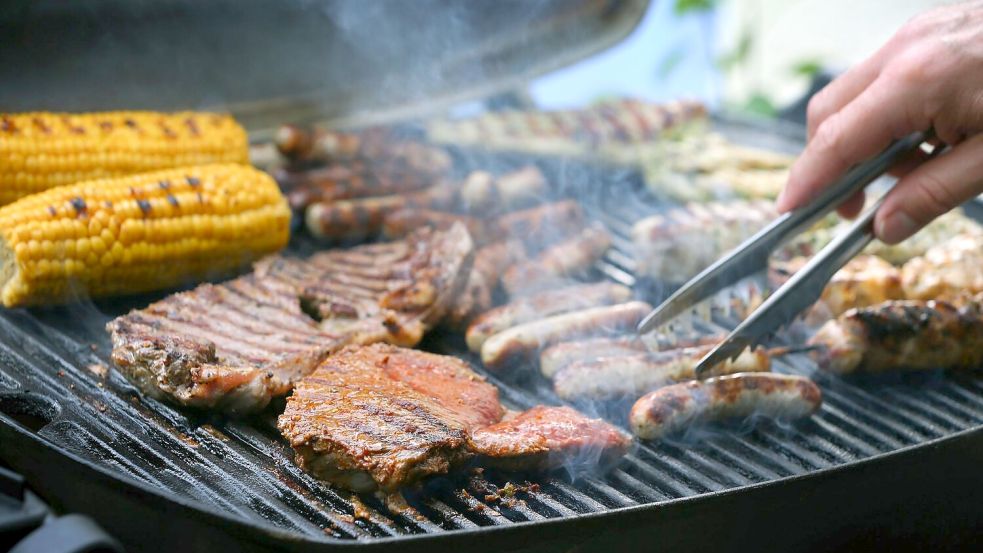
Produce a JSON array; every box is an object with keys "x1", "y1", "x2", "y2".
[
  {"x1": 539, "y1": 333, "x2": 725, "y2": 379},
  {"x1": 382, "y1": 208, "x2": 488, "y2": 242},
  {"x1": 629, "y1": 373, "x2": 822, "y2": 440},
  {"x1": 465, "y1": 282, "x2": 632, "y2": 352},
  {"x1": 460, "y1": 166, "x2": 549, "y2": 213},
  {"x1": 502, "y1": 225, "x2": 612, "y2": 296},
  {"x1": 809, "y1": 294, "x2": 983, "y2": 374},
  {"x1": 480, "y1": 301, "x2": 651, "y2": 371},
  {"x1": 305, "y1": 184, "x2": 457, "y2": 242},
  {"x1": 553, "y1": 346, "x2": 770, "y2": 401},
  {"x1": 494, "y1": 200, "x2": 585, "y2": 252},
  {"x1": 277, "y1": 164, "x2": 436, "y2": 210}
]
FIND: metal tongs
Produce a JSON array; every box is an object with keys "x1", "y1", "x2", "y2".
[{"x1": 637, "y1": 130, "x2": 936, "y2": 378}]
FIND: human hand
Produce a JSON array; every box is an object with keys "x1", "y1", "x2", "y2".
[{"x1": 777, "y1": 1, "x2": 983, "y2": 243}]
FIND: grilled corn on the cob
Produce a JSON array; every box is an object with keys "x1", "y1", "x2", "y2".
[
  {"x1": 0, "y1": 163, "x2": 290, "y2": 307},
  {"x1": 0, "y1": 111, "x2": 249, "y2": 205}
]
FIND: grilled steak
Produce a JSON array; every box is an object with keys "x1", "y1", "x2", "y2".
[
  {"x1": 108, "y1": 224, "x2": 474, "y2": 414},
  {"x1": 471, "y1": 406, "x2": 631, "y2": 471},
  {"x1": 278, "y1": 344, "x2": 503, "y2": 492}
]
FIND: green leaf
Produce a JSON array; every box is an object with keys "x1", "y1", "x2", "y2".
[
  {"x1": 717, "y1": 29, "x2": 753, "y2": 71},
  {"x1": 743, "y1": 92, "x2": 777, "y2": 118},
  {"x1": 674, "y1": 0, "x2": 719, "y2": 15},
  {"x1": 657, "y1": 47, "x2": 686, "y2": 79},
  {"x1": 791, "y1": 58, "x2": 824, "y2": 78}
]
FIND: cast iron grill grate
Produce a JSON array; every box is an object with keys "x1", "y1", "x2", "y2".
[{"x1": 0, "y1": 121, "x2": 981, "y2": 544}]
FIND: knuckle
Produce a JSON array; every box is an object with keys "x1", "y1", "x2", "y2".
[
  {"x1": 910, "y1": 172, "x2": 959, "y2": 221},
  {"x1": 812, "y1": 115, "x2": 845, "y2": 157},
  {"x1": 806, "y1": 94, "x2": 828, "y2": 128}
]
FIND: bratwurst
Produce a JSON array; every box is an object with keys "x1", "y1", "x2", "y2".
[{"x1": 629, "y1": 373, "x2": 822, "y2": 440}]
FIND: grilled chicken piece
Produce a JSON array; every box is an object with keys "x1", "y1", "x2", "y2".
[
  {"x1": 444, "y1": 240, "x2": 527, "y2": 329},
  {"x1": 305, "y1": 183, "x2": 458, "y2": 242},
  {"x1": 809, "y1": 293, "x2": 983, "y2": 374},
  {"x1": 629, "y1": 373, "x2": 822, "y2": 440},
  {"x1": 278, "y1": 344, "x2": 503, "y2": 492},
  {"x1": 471, "y1": 406, "x2": 631, "y2": 471},
  {"x1": 494, "y1": 200, "x2": 586, "y2": 253},
  {"x1": 553, "y1": 346, "x2": 771, "y2": 401},
  {"x1": 108, "y1": 225, "x2": 474, "y2": 414},
  {"x1": 480, "y1": 301, "x2": 652, "y2": 370},
  {"x1": 772, "y1": 255, "x2": 905, "y2": 320},
  {"x1": 460, "y1": 166, "x2": 549, "y2": 214},
  {"x1": 539, "y1": 334, "x2": 726, "y2": 379},
  {"x1": 901, "y1": 234, "x2": 983, "y2": 301},
  {"x1": 465, "y1": 282, "x2": 632, "y2": 352},
  {"x1": 502, "y1": 225, "x2": 612, "y2": 296}
]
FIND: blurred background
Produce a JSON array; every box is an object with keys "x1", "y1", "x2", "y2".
[{"x1": 532, "y1": 0, "x2": 947, "y2": 115}]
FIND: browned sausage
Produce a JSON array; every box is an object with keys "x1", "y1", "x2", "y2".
[
  {"x1": 480, "y1": 301, "x2": 651, "y2": 371},
  {"x1": 465, "y1": 282, "x2": 631, "y2": 352},
  {"x1": 553, "y1": 346, "x2": 770, "y2": 401},
  {"x1": 629, "y1": 373, "x2": 822, "y2": 440},
  {"x1": 502, "y1": 225, "x2": 611, "y2": 296}
]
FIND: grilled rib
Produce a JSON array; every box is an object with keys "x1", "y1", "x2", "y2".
[
  {"x1": 444, "y1": 239, "x2": 527, "y2": 329},
  {"x1": 107, "y1": 224, "x2": 474, "y2": 414},
  {"x1": 809, "y1": 294, "x2": 983, "y2": 374}
]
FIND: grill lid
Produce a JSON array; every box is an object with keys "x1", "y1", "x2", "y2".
[{"x1": 0, "y1": 0, "x2": 648, "y2": 129}]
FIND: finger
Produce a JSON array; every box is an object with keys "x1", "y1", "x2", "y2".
[
  {"x1": 875, "y1": 134, "x2": 983, "y2": 243},
  {"x1": 806, "y1": 53, "x2": 886, "y2": 140},
  {"x1": 836, "y1": 190, "x2": 866, "y2": 219},
  {"x1": 777, "y1": 75, "x2": 928, "y2": 214},
  {"x1": 886, "y1": 140, "x2": 943, "y2": 178}
]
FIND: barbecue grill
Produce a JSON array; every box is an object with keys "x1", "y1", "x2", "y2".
[{"x1": 2, "y1": 2, "x2": 981, "y2": 552}]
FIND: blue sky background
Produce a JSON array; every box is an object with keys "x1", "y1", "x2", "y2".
[{"x1": 530, "y1": 2, "x2": 721, "y2": 109}]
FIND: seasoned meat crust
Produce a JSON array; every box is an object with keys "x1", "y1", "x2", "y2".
[
  {"x1": 107, "y1": 224, "x2": 474, "y2": 414},
  {"x1": 471, "y1": 406, "x2": 631, "y2": 471},
  {"x1": 278, "y1": 344, "x2": 502, "y2": 492},
  {"x1": 280, "y1": 345, "x2": 631, "y2": 491}
]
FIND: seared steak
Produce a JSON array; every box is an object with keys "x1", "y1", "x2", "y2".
[
  {"x1": 280, "y1": 345, "x2": 630, "y2": 491},
  {"x1": 108, "y1": 224, "x2": 474, "y2": 414},
  {"x1": 278, "y1": 344, "x2": 503, "y2": 492}
]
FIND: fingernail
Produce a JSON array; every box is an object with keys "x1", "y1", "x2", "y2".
[{"x1": 877, "y1": 210, "x2": 919, "y2": 244}]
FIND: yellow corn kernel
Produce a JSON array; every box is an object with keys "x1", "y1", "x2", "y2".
[
  {"x1": 0, "y1": 112, "x2": 249, "y2": 206},
  {"x1": 0, "y1": 163, "x2": 290, "y2": 307}
]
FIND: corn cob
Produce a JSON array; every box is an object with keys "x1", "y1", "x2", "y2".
[
  {"x1": 0, "y1": 163, "x2": 290, "y2": 307},
  {"x1": 0, "y1": 111, "x2": 249, "y2": 205}
]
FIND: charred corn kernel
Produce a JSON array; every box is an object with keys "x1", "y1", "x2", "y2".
[
  {"x1": 0, "y1": 163, "x2": 290, "y2": 307},
  {"x1": 0, "y1": 111, "x2": 249, "y2": 206}
]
